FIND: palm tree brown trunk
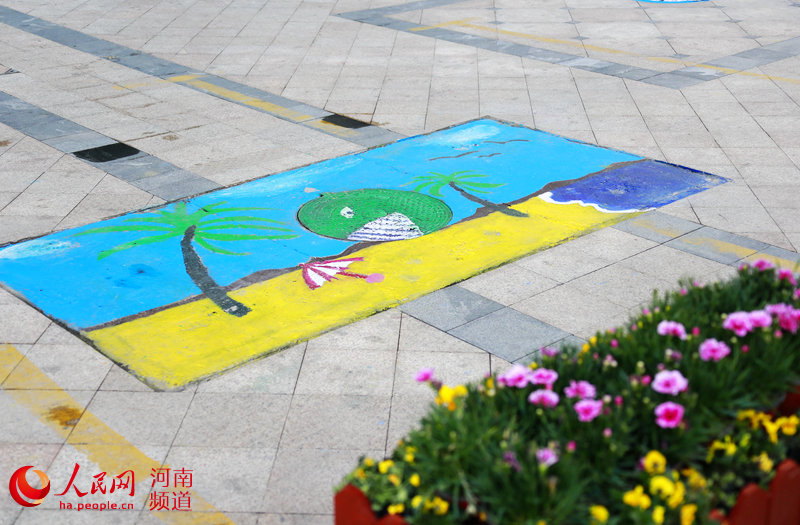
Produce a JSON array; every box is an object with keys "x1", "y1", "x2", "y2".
[
  {"x1": 181, "y1": 225, "x2": 251, "y2": 317},
  {"x1": 448, "y1": 182, "x2": 528, "y2": 217}
]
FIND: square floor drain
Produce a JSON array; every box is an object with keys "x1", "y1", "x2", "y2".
[
  {"x1": 73, "y1": 142, "x2": 139, "y2": 163},
  {"x1": 0, "y1": 119, "x2": 726, "y2": 389}
]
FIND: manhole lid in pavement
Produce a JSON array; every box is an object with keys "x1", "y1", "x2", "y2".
[{"x1": 0, "y1": 118, "x2": 727, "y2": 389}]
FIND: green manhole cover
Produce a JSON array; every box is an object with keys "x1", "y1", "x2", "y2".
[{"x1": 297, "y1": 188, "x2": 453, "y2": 241}]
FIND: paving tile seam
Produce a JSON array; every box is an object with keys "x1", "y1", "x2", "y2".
[
  {"x1": 336, "y1": 0, "x2": 800, "y2": 89},
  {"x1": 0, "y1": 88, "x2": 221, "y2": 204},
  {"x1": 0, "y1": 5, "x2": 404, "y2": 148}
]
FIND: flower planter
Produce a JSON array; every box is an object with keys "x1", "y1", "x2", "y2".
[{"x1": 336, "y1": 459, "x2": 800, "y2": 525}]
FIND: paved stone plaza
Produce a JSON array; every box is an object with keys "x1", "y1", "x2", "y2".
[{"x1": 1, "y1": 0, "x2": 799, "y2": 523}]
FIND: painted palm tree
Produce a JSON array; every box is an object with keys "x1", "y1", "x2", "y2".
[
  {"x1": 408, "y1": 170, "x2": 527, "y2": 217},
  {"x1": 76, "y1": 202, "x2": 297, "y2": 317}
]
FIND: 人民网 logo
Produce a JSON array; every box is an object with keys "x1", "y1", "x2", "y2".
[{"x1": 9, "y1": 466, "x2": 50, "y2": 507}]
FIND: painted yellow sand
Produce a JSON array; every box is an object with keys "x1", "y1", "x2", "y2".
[{"x1": 87, "y1": 198, "x2": 638, "y2": 389}]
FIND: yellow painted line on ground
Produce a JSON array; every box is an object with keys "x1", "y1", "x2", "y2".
[
  {"x1": 435, "y1": 20, "x2": 800, "y2": 85},
  {"x1": 164, "y1": 75, "x2": 313, "y2": 122},
  {"x1": 410, "y1": 18, "x2": 481, "y2": 32},
  {"x1": 303, "y1": 118, "x2": 359, "y2": 138},
  {"x1": 0, "y1": 343, "x2": 234, "y2": 525},
  {"x1": 627, "y1": 217, "x2": 684, "y2": 239},
  {"x1": 742, "y1": 253, "x2": 800, "y2": 270},
  {"x1": 681, "y1": 237, "x2": 757, "y2": 259}
]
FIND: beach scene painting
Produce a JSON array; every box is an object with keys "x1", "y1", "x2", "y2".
[{"x1": 0, "y1": 119, "x2": 726, "y2": 389}]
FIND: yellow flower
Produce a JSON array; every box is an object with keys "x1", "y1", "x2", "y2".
[
  {"x1": 435, "y1": 384, "x2": 468, "y2": 410},
  {"x1": 623, "y1": 485, "x2": 651, "y2": 509},
  {"x1": 756, "y1": 452, "x2": 774, "y2": 473},
  {"x1": 652, "y1": 505, "x2": 665, "y2": 525},
  {"x1": 387, "y1": 503, "x2": 405, "y2": 515},
  {"x1": 411, "y1": 495, "x2": 423, "y2": 508},
  {"x1": 777, "y1": 415, "x2": 799, "y2": 436},
  {"x1": 363, "y1": 457, "x2": 375, "y2": 468},
  {"x1": 681, "y1": 468, "x2": 707, "y2": 489},
  {"x1": 644, "y1": 450, "x2": 667, "y2": 474},
  {"x1": 529, "y1": 362, "x2": 539, "y2": 369},
  {"x1": 582, "y1": 343, "x2": 590, "y2": 354},
  {"x1": 409, "y1": 473, "x2": 420, "y2": 487},
  {"x1": 378, "y1": 460, "x2": 394, "y2": 474},
  {"x1": 478, "y1": 511, "x2": 487, "y2": 521},
  {"x1": 354, "y1": 468, "x2": 366, "y2": 479},
  {"x1": 485, "y1": 377, "x2": 494, "y2": 390},
  {"x1": 762, "y1": 418, "x2": 781, "y2": 444},
  {"x1": 405, "y1": 453, "x2": 415, "y2": 463},
  {"x1": 388, "y1": 474, "x2": 401, "y2": 486},
  {"x1": 649, "y1": 476, "x2": 675, "y2": 498},
  {"x1": 431, "y1": 496, "x2": 449, "y2": 515},
  {"x1": 589, "y1": 336, "x2": 598, "y2": 345},
  {"x1": 589, "y1": 505, "x2": 609, "y2": 523},
  {"x1": 707, "y1": 436, "x2": 737, "y2": 462},
  {"x1": 680, "y1": 504, "x2": 697, "y2": 525},
  {"x1": 667, "y1": 481, "x2": 685, "y2": 509}
]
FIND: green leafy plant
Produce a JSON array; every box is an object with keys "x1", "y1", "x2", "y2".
[
  {"x1": 77, "y1": 201, "x2": 297, "y2": 316},
  {"x1": 407, "y1": 170, "x2": 528, "y2": 218},
  {"x1": 339, "y1": 261, "x2": 800, "y2": 524}
]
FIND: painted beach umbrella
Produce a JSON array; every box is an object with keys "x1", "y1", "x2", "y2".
[
  {"x1": 300, "y1": 257, "x2": 384, "y2": 290},
  {"x1": 297, "y1": 188, "x2": 453, "y2": 242}
]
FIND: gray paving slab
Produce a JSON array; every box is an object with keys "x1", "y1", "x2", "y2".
[
  {"x1": 144, "y1": 177, "x2": 222, "y2": 201},
  {"x1": 641, "y1": 73, "x2": 707, "y2": 89},
  {"x1": 400, "y1": 285, "x2": 504, "y2": 332},
  {"x1": 612, "y1": 211, "x2": 703, "y2": 243},
  {"x1": 448, "y1": 307, "x2": 570, "y2": 363},
  {"x1": 763, "y1": 36, "x2": 800, "y2": 55},
  {"x1": 41, "y1": 131, "x2": 117, "y2": 153},
  {"x1": 519, "y1": 334, "x2": 587, "y2": 363},
  {"x1": 665, "y1": 226, "x2": 771, "y2": 265}
]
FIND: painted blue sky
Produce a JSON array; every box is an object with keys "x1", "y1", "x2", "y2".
[{"x1": 0, "y1": 120, "x2": 722, "y2": 329}]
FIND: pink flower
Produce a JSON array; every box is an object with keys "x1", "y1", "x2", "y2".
[
  {"x1": 723, "y1": 311, "x2": 754, "y2": 337},
  {"x1": 795, "y1": 288, "x2": 800, "y2": 299},
  {"x1": 657, "y1": 320, "x2": 687, "y2": 340},
  {"x1": 536, "y1": 448, "x2": 559, "y2": 467},
  {"x1": 540, "y1": 347, "x2": 559, "y2": 357},
  {"x1": 564, "y1": 380, "x2": 597, "y2": 399},
  {"x1": 641, "y1": 375, "x2": 652, "y2": 386},
  {"x1": 614, "y1": 395, "x2": 624, "y2": 406},
  {"x1": 741, "y1": 345, "x2": 750, "y2": 353},
  {"x1": 748, "y1": 310, "x2": 772, "y2": 328},
  {"x1": 698, "y1": 338, "x2": 731, "y2": 362},
  {"x1": 528, "y1": 389, "x2": 560, "y2": 408},
  {"x1": 652, "y1": 370, "x2": 689, "y2": 395},
  {"x1": 566, "y1": 441, "x2": 576, "y2": 452},
  {"x1": 611, "y1": 339, "x2": 619, "y2": 348},
  {"x1": 655, "y1": 402, "x2": 685, "y2": 428},
  {"x1": 680, "y1": 288, "x2": 688, "y2": 296},
  {"x1": 753, "y1": 259, "x2": 775, "y2": 271},
  {"x1": 497, "y1": 364, "x2": 533, "y2": 388},
  {"x1": 531, "y1": 368, "x2": 559, "y2": 388},
  {"x1": 415, "y1": 367, "x2": 434, "y2": 382},
  {"x1": 692, "y1": 326, "x2": 701, "y2": 336},
  {"x1": 603, "y1": 428, "x2": 613, "y2": 438},
  {"x1": 778, "y1": 268, "x2": 797, "y2": 286},
  {"x1": 574, "y1": 399, "x2": 603, "y2": 422}
]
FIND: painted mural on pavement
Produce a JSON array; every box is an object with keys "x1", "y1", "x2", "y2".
[{"x1": 0, "y1": 119, "x2": 726, "y2": 389}]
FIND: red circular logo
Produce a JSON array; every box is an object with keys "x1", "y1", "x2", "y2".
[{"x1": 8, "y1": 466, "x2": 50, "y2": 507}]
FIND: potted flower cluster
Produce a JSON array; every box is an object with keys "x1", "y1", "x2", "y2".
[{"x1": 336, "y1": 261, "x2": 800, "y2": 524}]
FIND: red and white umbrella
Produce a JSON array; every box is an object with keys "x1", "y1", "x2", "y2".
[{"x1": 300, "y1": 257, "x2": 384, "y2": 290}]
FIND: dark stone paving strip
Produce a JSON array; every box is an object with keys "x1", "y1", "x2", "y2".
[
  {"x1": 0, "y1": 90, "x2": 220, "y2": 201},
  {"x1": 0, "y1": 6, "x2": 403, "y2": 148},
  {"x1": 337, "y1": 0, "x2": 800, "y2": 89}
]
